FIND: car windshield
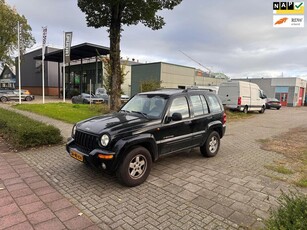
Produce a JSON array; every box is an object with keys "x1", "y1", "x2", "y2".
[{"x1": 120, "y1": 94, "x2": 168, "y2": 119}]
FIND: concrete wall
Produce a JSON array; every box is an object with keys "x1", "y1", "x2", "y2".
[{"x1": 160, "y1": 63, "x2": 195, "y2": 88}]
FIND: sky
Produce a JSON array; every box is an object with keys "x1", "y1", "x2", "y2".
[{"x1": 5, "y1": 0, "x2": 307, "y2": 80}]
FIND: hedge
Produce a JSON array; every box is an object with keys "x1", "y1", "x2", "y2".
[{"x1": 0, "y1": 108, "x2": 62, "y2": 148}]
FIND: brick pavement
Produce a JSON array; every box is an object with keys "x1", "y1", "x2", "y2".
[
  {"x1": 1, "y1": 105, "x2": 307, "y2": 229},
  {"x1": 0, "y1": 138, "x2": 99, "y2": 229}
]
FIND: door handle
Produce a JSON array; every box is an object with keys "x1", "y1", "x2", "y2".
[{"x1": 184, "y1": 121, "x2": 192, "y2": 124}]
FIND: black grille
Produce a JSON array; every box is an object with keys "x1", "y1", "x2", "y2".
[{"x1": 74, "y1": 131, "x2": 98, "y2": 150}]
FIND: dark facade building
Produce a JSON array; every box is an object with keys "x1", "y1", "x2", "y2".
[{"x1": 16, "y1": 47, "x2": 60, "y2": 95}]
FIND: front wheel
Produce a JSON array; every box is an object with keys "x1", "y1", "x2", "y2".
[
  {"x1": 25, "y1": 96, "x2": 32, "y2": 101},
  {"x1": 259, "y1": 106, "x2": 265, "y2": 113},
  {"x1": 0, "y1": 97, "x2": 8, "y2": 102},
  {"x1": 200, "y1": 131, "x2": 220, "y2": 157},
  {"x1": 117, "y1": 146, "x2": 152, "y2": 187}
]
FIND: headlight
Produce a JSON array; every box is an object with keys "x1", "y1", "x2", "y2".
[
  {"x1": 100, "y1": 134, "x2": 110, "y2": 147},
  {"x1": 72, "y1": 125, "x2": 77, "y2": 137}
]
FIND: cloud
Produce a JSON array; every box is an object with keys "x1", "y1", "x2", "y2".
[{"x1": 5, "y1": 0, "x2": 307, "y2": 79}]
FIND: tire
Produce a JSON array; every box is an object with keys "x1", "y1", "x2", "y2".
[
  {"x1": 259, "y1": 106, "x2": 265, "y2": 114},
  {"x1": 200, "y1": 131, "x2": 220, "y2": 157},
  {"x1": 277, "y1": 107, "x2": 280, "y2": 110},
  {"x1": 0, "y1": 97, "x2": 8, "y2": 103},
  {"x1": 117, "y1": 146, "x2": 152, "y2": 187},
  {"x1": 25, "y1": 96, "x2": 32, "y2": 101},
  {"x1": 243, "y1": 106, "x2": 248, "y2": 114}
]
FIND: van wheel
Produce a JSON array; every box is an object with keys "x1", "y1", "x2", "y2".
[
  {"x1": 117, "y1": 146, "x2": 152, "y2": 187},
  {"x1": 200, "y1": 131, "x2": 220, "y2": 157},
  {"x1": 259, "y1": 106, "x2": 265, "y2": 114},
  {"x1": 243, "y1": 106, "x2": 248, "y2": 114}
]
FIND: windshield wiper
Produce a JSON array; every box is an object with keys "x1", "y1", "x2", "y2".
[
  {"x1": 120, "y1": 110, "x2": 130, "y2": 113},
  {"x1": 131, "y1": 111, "x2": 148, "y2": 119}
]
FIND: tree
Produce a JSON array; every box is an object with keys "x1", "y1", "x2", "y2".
[
  {"x1": 98, "y1": 56, "x2": 128, "y2": 96},
  {"x1": 140, "y1": 79, "x2": 161, "y2": 92},
  {"x1": 78, "y1": 0, "x2": 182, "y2": 111},
  {"x1": 0, "y1": 0, "x2": 35, "y2": 66}
]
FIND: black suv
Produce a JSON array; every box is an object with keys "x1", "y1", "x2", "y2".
[{"x1": 66, "y1": 89, "x2": 226, "y2": 186}]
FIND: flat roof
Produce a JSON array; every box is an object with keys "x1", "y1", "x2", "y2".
[{"x1": 34, "y1": 42, "x2": 110, "y2": 62}]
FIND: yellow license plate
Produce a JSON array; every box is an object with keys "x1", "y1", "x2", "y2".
[{"x1": 70, "y1": 150, "x2": 84, "y2": 162}]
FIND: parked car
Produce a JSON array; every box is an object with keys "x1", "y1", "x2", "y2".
[
  {"x1": 71, "y1": 93, "x2": 104, "y2": 104},
  {"x1": 265, "y1": 98, "x2": 281, "y2": 110},
  {"x1": 0, "y1": 91, "x2": 35, "y2": 102},
  {"x1": 95, "y1": 88, "x2": 130, "y2": 103},
  {"x1": 218, "y1": 81, "x2": 266, "y2": 113},
  {"x1": 66, "y1": 88, "x2": 226, "y2": 187}
]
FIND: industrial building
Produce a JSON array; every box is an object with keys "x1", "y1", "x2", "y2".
[{"x1": 235, "y1": 77, "x2": 307, "y2": 107}]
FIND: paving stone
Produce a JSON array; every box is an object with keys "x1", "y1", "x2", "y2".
[
  {"x1": 0, "y1": 211, "x2": 27, "y2": 230},
  {"x1": 192, "y1": 196, "x2": 215, "y2": 209},
  {"x1": 27, "y1": 209, "x2": 56, "y2": 225},
  {"x1": 33, "y1": 218, "x2": 65, "y2": 230},
  {"x1": 20, "y1": 201, "x2": 47, "y2": 215},
  {"x1": 5, "y1": 221, "x2": 34, "y2": 230},
  {"x1": 7, "y1": 106, "x2": 307, "y2": 230},
  {"x1": 228, "y1": 211, "x2": 256, "y2": 228},
  {"x1": 209, "y1": 204, "x2": 234, "y2": 218}
]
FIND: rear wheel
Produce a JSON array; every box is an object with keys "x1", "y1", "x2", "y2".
[
  {"x1": 200, "y1": 131, "x2": 220, "y2": 157},
  {"x1": 0, "y1": 97, "x2": 8, "y2": 102},
  {"x1": 117, "y1": 146, "x2": 152, "y2": 187},
  {"x1": 243, "y1": 106, "x2": 248, "y2": 114}
]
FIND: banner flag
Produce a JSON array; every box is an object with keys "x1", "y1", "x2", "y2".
[
  {"x1": 64, "y1": 32, "x2": 73, "y2": 64},
  {"x1": 42, "y1": 26, "x2": 47, "y2": 59}
]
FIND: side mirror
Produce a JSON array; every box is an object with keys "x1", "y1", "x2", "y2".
[{"x1": 172, "y1": 112, "x2": 182, "y2": 121}]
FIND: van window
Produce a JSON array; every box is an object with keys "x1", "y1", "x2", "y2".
[
  {"x1": 207, "y1": 95, "x2": 222, "y2": 113},
  {"x1": 190, "y1": 95, "x2": 209, "y2": 116},
  {"x1": 169, "y1": 97, "x2": 190, "y2": 119}
]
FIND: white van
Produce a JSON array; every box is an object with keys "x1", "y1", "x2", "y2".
[{"x1": 218, "y1": 81, "x2": 266, "y2": 113}]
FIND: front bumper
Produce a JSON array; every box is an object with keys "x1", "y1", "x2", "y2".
[{"x1": 66, "y1": 138, "x2": 116, "y2": 170}]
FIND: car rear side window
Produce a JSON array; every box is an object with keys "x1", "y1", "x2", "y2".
[
  {"x1": 169, "y1": 97, "x2": 190, "y2": 119},
  {"x1": 207, "y1": 95, "x2": 222, "y2": 113},
  {"x1": 190, "y1": 95, "x2": 209, "y2": 116}
]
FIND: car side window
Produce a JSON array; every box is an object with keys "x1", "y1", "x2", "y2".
[
  {"x1": 190, "y1": 95, "x2": 209, "y2": 116},
  {"x1": 169, "y1": 97, "x2": 190, "y2": 119},
  {"x1": 207, "y1": 95, "x2": 222, "y2": 113}
]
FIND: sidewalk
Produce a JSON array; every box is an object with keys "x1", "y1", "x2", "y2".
[{"x1": 0, "y1": 103, "x2": 100, "y2": 229}]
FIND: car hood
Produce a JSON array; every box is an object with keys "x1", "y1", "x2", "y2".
[{"x1": 76, "y1": 112, "x2": 149, "y2": 134}]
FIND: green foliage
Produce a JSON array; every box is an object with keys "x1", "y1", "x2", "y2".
[
  {"x1": 77, "y1": 0, "x2": 182, "y2": 111},
  {"x1": 77, "y1": 0, "x2": 182, "y2": 29},
  {"x1": 265, "y1": 191, "x2": 307, "y2": 230},
  {"x1": 0, "y1": 0, "x2": 35, "y2": 65},
  {"x1": 14, "y1": 103, "x2": 109, "y2": 124},
  {"x1": 98, "y1": 56, "x2": 128, "y2": 96},
  {"x1": 265, "y1": 165, "x2": 294, "y2": 175},
  {"x1": 295, "y1": 177, "x2": 307, "y2": 188},
  {"x1": 0, "y1": 108, "x2": 62, "y2": 148},
  {"x1": 140, "y1": 80, "x2": 161, "y2": 92}
]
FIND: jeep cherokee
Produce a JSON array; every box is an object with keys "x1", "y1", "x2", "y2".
[{"x1": 66, "y1": 89, "x2": 226, "y2": 187}]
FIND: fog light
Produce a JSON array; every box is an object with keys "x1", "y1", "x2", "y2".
[
  {"x1": 102, "y1": 163, "x2": 106, "y2": 170},
  {"x1": 98, "y1": 154, "x2": 113, "y2": 159}
]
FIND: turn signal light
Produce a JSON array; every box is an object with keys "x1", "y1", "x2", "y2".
[{"x1": 98, "y1": 154, "x2": 113, "y2": 159}]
